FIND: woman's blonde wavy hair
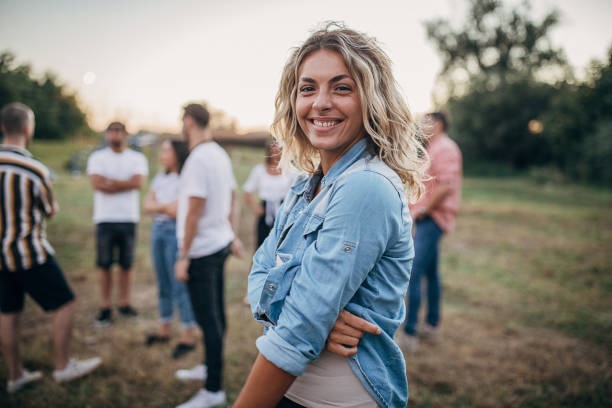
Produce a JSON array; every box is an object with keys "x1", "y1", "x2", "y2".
[{"x1": 272, "y1": 22, "x2": 428, "y2": 202}]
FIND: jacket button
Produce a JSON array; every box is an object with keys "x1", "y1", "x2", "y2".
[
  {"x1": 268, "y1": 283, "x2": 276, "y2": 291},
  {"x1": 344, "y1": 246, "x2": 351, "y2": 252}
]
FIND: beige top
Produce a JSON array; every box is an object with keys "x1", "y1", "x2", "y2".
[{"x1": 285, "y1": 350, "x2": 377, "y2": 407}]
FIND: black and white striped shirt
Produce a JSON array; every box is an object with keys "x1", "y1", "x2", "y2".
[{"x1": 0, "y1": 145, "x2": 55, "y2": 272}]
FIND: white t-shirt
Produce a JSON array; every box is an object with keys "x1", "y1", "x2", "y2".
[
  {"x1": 177, "y1": 142, "x2": 236, "y2": 258},
  {"x1": 150, "y1": 171, "x2": 180, "y2": 222},
  {"x1": 242, "y1": 163, "x2": 295, "y2": 202},
  {"x1": 86, "y1": 147, "x2": 148, "y2": 223}
]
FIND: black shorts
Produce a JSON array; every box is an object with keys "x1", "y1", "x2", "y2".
[
  {"x1": 0, "y1": 256, "x2": 75, "y2": 313},
  {"x1": 95, "y1": 222, "x2": 137, "y2": 269}
]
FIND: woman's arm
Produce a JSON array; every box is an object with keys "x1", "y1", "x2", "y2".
[
  {"x1": 233, "y1": 354, "x2": 296, "y2": 408},
  {"x1": 143, "y1": 190, "x2": 166, "y2": 215},
  {"x1": 245, "y1": 191, "x2": 264, "y2": 216}
]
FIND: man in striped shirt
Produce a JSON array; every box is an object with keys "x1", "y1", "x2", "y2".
[{"x1": 0, "y1": 102, "x2": 101, "y2": 393}]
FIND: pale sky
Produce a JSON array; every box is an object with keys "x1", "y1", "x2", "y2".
[{"x1": 1, "y1": 0, "x2": 611, "y2": 133}]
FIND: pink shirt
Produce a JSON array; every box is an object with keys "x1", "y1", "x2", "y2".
[{"x1": 411, "y1": 134, "x2": 462, "y2": 233}]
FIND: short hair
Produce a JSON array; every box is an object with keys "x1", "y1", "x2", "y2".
[
  {"x1": 106, "y1": 121, "x2": 127, "y2": 133},
  {"x1": 427, "y1": 111, "x2": 449, "y2": 131},
  {"x1": 272, "y1": 22, "x2": 428, "y2": 202},
  {"x1": 1, "y1": 102, "x2": 34, "y2": 135},
  {"x1": 183, "y1": 103, "x2": 210, "y2": 128}
]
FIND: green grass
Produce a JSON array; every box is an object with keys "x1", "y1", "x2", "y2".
[{"x1": 1, "y1": 141, "x2": 611, "y2": 407}]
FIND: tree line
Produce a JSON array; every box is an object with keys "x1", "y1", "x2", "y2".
[
  {"x1": 426, "y1": 0, "x2": 612, "y2": 185},
  {"x1": 0, "y1": 52, "x2": 91, "y2": 140}
]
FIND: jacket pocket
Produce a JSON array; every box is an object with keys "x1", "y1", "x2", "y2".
[{"x1": 302, "y1": 214, "x2": 324, "y2": 237}]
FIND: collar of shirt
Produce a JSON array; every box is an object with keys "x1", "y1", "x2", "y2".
[
  {"x1": 0, "y1": 144, "x2": 32, "y2": 157},
  {"x1": 290, "y1": 137, "x2": 370, "y2": 200}
]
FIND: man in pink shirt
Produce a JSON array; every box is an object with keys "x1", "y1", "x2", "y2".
[{"x1": 397, "y1": 111, "x2": 462, "y2": 352}]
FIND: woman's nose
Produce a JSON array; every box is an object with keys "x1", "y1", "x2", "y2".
[{"x1": 312, "y1": 89, "x2": 332, "y2": 111}]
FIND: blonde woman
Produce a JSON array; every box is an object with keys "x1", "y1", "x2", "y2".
[{"x1": 234, "y1": 23, "x2": 427, "y2": 408}]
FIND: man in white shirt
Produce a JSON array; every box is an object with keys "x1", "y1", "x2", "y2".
[
  {"x1": 86, "y1": 122, "x2": 148, "y2": 326},
  {"x1": 174, "y1": 103, "x2": 242, "y2": 408}
]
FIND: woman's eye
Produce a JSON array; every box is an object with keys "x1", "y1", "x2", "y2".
[
  {"x1": 335, "y1": 85, "x2": 352, "y2": 92},
  {"x1": 299, "y1": 86, "x2": 315, "y2": 93}
]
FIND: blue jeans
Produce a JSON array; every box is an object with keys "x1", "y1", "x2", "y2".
[
  {"x1": 150, "y1": 220, "x2": 195, "y2": 327},
  {"x1": 404, "y1": 216, "x2": 444, "y2": 335}
]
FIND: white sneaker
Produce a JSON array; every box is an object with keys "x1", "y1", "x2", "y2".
[
  {"x1": 176, "y1": 389, "x2": 226, "y2": 408},
  {"x1": 175, "y1": 364, "x2": 207, "y2": 381},
  {"x1": 53, "y1": 357, "x2": 102, "y2": 383},
  {"x1": 396, "y1": 330, "x2": 419, "y2": 353},
  {"x1": 7, "y1": 369, "x2": 42, "y2": 393}
]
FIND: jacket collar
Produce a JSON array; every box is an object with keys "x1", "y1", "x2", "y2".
[{"x1": 290, "y1": 138, "x2": 370, "y2": 199}]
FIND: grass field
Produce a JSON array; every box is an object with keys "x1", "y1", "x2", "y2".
[{"x1": 1, "y1": 140, "x2": 611, "y2": 408}]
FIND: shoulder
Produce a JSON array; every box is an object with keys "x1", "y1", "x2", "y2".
[
  {"x1": 434, "y1": 136, "x2": 461, "y2": 156},
  {"x1": 10, "y1": 154, "x2": 51, "y2": 182},
  {"x1": 127, "y1": 149, "x2": 147, "y2": 161},
  {"x1": 334, "y1": 164, "x2": 404, "y2": 211},
  {"x1": 88, "y1": 147, "x2": 107, "y2": 161},
  {"x1": 250, "y1": 163, "x2": 265, "y2": 175}
]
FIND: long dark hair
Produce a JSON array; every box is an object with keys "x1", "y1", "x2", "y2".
[{"x1": 169, "y1": 139, "x2": 189, "y2": 173}]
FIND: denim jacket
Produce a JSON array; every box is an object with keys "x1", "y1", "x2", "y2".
[{"x1": 248, "y1": 138, "x2": 414, "y2": 408}]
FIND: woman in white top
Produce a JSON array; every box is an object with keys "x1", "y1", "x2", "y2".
[
  {"x1": 143, "y1": 139, "x2": 197, "y2": 358},
  {"x1": 243, "y1": 141, "x2": 295, "y2": 249}
]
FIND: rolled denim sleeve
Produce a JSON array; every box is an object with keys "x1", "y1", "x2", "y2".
[{"x1": 256, "y1": 171, "x2": 403, "y2": 376}]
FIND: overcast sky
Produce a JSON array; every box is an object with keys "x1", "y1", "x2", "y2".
[{"x1": 1, "y1": 0, "x2": 611, "y2": 133}]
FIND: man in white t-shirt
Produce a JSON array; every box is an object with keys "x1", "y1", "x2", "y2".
[
  {"x1": 86, "y1": 122, "x2": 148, "y2": 326},
  {"x1": 173, "y1": 103, "x2": 242, "y2": 408}
]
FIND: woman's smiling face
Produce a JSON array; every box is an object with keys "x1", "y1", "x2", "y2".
[{"x1": 296, "y1": 49, "x2": 365, "y2": 171}]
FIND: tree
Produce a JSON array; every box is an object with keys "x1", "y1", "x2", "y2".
[
  {"x1": 0, "y1": 51, "x2": 90, "y2": 140},
  {"x1": 426, "y1": 0, "x2": 567, "y2": 94},
  {"x1": 425, "y1": 0, "x2": 569, "y2": 171}
]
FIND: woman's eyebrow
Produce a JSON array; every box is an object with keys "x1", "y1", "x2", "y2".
[
  {"x1": 298, "y1": 74, "x2": 351, "y2": 84},
  {"x1": 330, "y1": 74, "x2": 350, "y2": 83}
]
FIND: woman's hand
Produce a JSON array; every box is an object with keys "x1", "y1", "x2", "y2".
[
  {"x1": 231, "y1": 238, "x2": 245, "y2": 259},
  {"x1": 174, "y1": 258, "x2": 190, "y2": 283},
  {"x1": 326, "y1": 310, "x2": 382, "y2": 357}
]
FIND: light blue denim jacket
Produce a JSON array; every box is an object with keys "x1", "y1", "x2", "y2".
[{"x1": 248, "y1": 138, "x2": 414, "y2": 408}]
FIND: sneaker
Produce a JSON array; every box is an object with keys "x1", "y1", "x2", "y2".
[
  {"x1": 172, "y1": 342, "x2": 196, "y2": 359},
  {"x1": 419, "y1": 323, "x2": 440, "y2": 342},
  {"x1": 95, "y1": 308, "x2": 112, "y2": 327},
  {"x1": 175, "y1": 364, "x2": 207, "y2": 381},
  {"x1": 145, "y1": 334, "x2": 170, "y2": 346},
  {"x1": 396, "y1": 331, "x2": 419, "y2": 353},
  {"x1": 176, "y1": 389, "x2": 226, "y2": 408},
  {"x1": 118, "y1": 305, "x2": 138, "y2": 319},
  {"x1": 7, "y1": 369, "x2": 42, "y2": 393},
  {"x1": 53, "y1": 357, "x2": 102, "y2": 383}
]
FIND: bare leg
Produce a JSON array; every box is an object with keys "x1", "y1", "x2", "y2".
[
  {"x1": 0, "y1": 313, "x2": 22, "y2": 381},
  {"x1": 99, "y1": 268, "x2": 112, "y2": 308},
  {"x1": 52, "y1": 301, "x2": 74, "y2": 370},
  {"x1": 118, "y1": 268, "x2": 131, "y2": 307},
  {"x1": 179, "y1": 326, "x2": 195, "y2": 344},
  {"x1": 159, "y1": 322, "x2": 171, "y2": 337}
]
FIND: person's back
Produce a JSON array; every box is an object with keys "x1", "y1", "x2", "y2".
[
  {"x1": 177, "y1": 141, "x2": 235, "y2": 257},
  {"x1": 0, "y1": 102, "x2": 101, "y2": 394},
  {"x1": 0, "y1": 145, "x2": 55, "y2": 271}
]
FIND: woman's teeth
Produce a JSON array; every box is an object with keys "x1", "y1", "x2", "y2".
[{"x1": 314, "y1": 120, "x2": 338, "y2": 127}]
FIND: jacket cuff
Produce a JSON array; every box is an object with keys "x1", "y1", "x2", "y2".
[{"x1": 256, "y1": 329, "x2": 310, "y2": 376}]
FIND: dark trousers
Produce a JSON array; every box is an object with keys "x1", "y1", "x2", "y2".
[
  {"x1": 276, "y1": 397, "x2": 306, "y2": 408},
  {"x1": 256, "y1": 200, "x2": 273, "y2": 248},
  {"x1": 404, "y1": 216, "x2": 444, "y2": 335},
  {"x1": 187, "y1": 245, "x2": 230, "y2": 392}
]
